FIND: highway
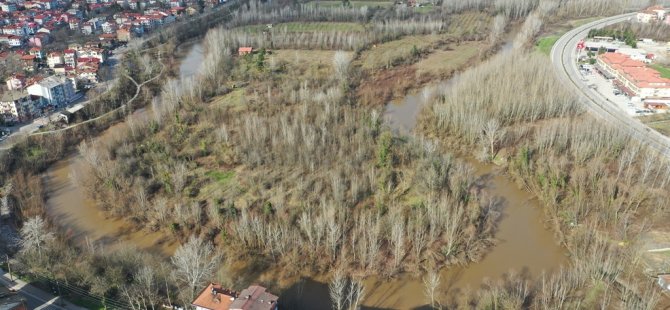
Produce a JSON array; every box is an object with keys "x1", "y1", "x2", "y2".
[{"x1": 550, "y1": 13, "x2": 670, "y2": 157}]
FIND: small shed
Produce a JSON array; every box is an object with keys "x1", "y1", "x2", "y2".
[
  {"x1": 57, "y1": 111, "x2": 74, "y2": 124},
  {"x1": 238, "y1": 47, "x2": 253, "y2": 56}
]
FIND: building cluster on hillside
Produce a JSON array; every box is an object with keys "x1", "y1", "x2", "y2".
[
  {"x1": 0, "y1": 0, "x2": 208, "y2": 48},
  {"x1": 192, "y1": 284, "x2": 278, "y2": 310},
  {"x1": 597, "y1": 52, "x2": 670, "y2": 109},
  {"x1": 0, "y1": 73, "x2": 75, "y2": 122},
  {"x1": 0, "y1": 0, "x2": 226, "y2": 124},
  {"x1": 636, "y1": 5, "x2": 670, "y2": 25}
]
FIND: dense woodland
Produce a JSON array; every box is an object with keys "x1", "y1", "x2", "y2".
[{"x1": 1, "y1": 0, "x2": 670, "y2": 309}]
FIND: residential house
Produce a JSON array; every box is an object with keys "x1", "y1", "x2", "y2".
[
  {"x1": 63, "y1": 48, "x2": 77, "y2": 67},
  {"x1": 230, "y1": 285, "x2": 278, "y2": 310},
  {"x1": 238, "y1": 47, "x2": 252, "y2": 55},
  {"x1": 0, "y1": 90, "x2": 35, "y2": 122},
  {"x1": 116, "y1": 27, "x2": 135, "y2": 41},
  {"x1": 0, "y1": 34, "x2": 22, "y2": 47},
  {"x1": 46, "y1": 51, "x2": 63, "y2": 67},
  {"x1": 101, "y1": 20, "x2": 116, "y2": 33},
  {"x1": 69, "y1": 18, "x2": 81, "y2": 30},
  {"x1": 0, "y1": 3, "x2": 17, "y2": 12},
  {"x1": 81, "y1": 22, "x2": 95, "y2": 35},
  {"x1": 29, "y1": 32, "x2": 50, "y2": 47},
  {"x1": 6, "y1": 74, "x2": 26, "y2": 90},
  {"x1": 78, "y1": 47, "x2": 105, "y2": 63},
  {"x1": 27, "y1": 74, "x2": 75, "y2": 106},
  {"x1": 28, "y1": 47, "x2": 43, "y2": 58},
  {"x1": 637, "y1": 5, "x2": 666, "y2": 23},
  {"x1": 192, "y1": 284, "x2": 278, "y2": 310},
  {"x1": 1, "y1": 25, "x2": 26, "y2": 37},
  {"x1": 20, "y1": 54, "x2": 37, "y2": 71}
]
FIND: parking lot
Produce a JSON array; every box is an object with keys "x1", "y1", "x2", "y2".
[{"x1": 580, "y1": 65, "x2": 663, "y2": 117}]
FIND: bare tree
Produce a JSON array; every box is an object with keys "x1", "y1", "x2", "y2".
[
  {"x1": 19, "y1": 216, "x2": 54, "y2": 258},
  {"x1": 423, "y1": 268, "x2": 441, "y2": 309},
  {"x1": 481, "y1": 119, "x2": 505, "y2": 161},
  {"x1": 333, "y1": 51, "x2": 352, "y2": 81},
  {"x1": 0, "y1": 182, "x2": 12, "y2": 219},
  {"x1": 329, "y1": 268, "x2": 347, "y2": 310},
  {"x1": 171, "y1": 162, "x2": 189, "y2": 196},
  {"x1": 171, "y1": 236, "x2": 220, "y2": 301},
  {"x1": 346, "y1": 278, "x2": 365, "y2": 310}
]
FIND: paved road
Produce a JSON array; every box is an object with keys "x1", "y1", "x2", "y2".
[
  {"x1": 550, "y1": 13, "x2": 670, "y2": 157},
  {"x1": 1, "y1": 268, "x2": 86, "y2": 310}
]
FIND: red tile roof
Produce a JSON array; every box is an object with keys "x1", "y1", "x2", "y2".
[{"x1": 192, "y1": 283, "x2": 237, "y2": 310}]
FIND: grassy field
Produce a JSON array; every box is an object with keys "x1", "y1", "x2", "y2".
[
  {"x1": 648, "y1": 121, "x2": 670, "y2": 136},
  {"x1": 536, "y1": 35, "x2": 560, "y2": 55},
  {"x1": 306, "y1": 0, "x2": 394, "y2": 8},
  {"x1": 238, "y1": 22, "x2": 365, "y2": 33},
  {"x1": 640, "y1": 113, "x2": 670, "y2": 136},
  {"x1": 270, "y1": 49, "x2": 353, "y2": 77},
  {"x1": 414, "y1": 41, "x2": 483, "y2": 76},
  {"x1": 651, "y1": 64, "x2": 670, "y2": 79},
  {"x1": 360, "y1": 35, "x2": 446, "y2": 70},
  {"x1": 447, "y1": 12, "x2": 491, "y2": 36}
]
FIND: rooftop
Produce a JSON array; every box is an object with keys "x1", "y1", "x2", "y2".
[
  {"x1": 230, "y1": 285, "x2": 278, "y2": 310},
  {"x1": 192, "y1": 283, "x2": 237, "y2": 310},
  {"x1": 600, "y1": 53, "x2": 670, "y2": 89},
  {"x1": 0, "y1": 90, "x2": 31, "y2": 102}
]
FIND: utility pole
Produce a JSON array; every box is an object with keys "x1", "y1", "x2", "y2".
[{"x1": 5, "y1": 254, "x2": 13, "y2": 282}]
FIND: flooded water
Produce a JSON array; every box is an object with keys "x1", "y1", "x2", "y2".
[
  {"x1": 179, "y1": 42, "x2": 205, "y2": 79},
  {"x1": 300, "y1": 80, "x2": 566, "y2": 309},
  {"x1": 42, "y1": 34, "x2": 565, "y2": 309},
  {"x1": 362, "y1": 159, "x2": 566, "y2": 309},
  {"x1": 43, "y1": 42, "x2": 205, "y2": 255}
]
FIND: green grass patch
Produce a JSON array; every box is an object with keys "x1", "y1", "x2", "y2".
[
  {"x1": 238, "y1": 22, "x2": 365, "y2": 33},
  {"x1": 414, "y1": 41, "x2": 483, "y2": 76},
  {"x1": 413, "y1": 4, "x2": 436, "y2": 13},
  {"x1": 651, "y1": 64, "x2": 670, "y2": 79},
  {"x1": 536, "y1": 35, "x2": 560, "y2": 55},
  {"x1": 211, "y1": 89, "x2": 245, "y2": 109},
  {"x1": 360, "y1": 35, "x2": 445, "y2": 70},
  {"x1": 206, "y1": 170, "x2": 235, "y2": 185}
]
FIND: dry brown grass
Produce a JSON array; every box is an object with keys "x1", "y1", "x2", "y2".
[
  {"x1": 359, "y1": 35, "x2": 447, "y2": 70},
  {"x1": 414, "y1": 41, "x2": 483, "y2": 78},
  {"x1": 269, "y1": 49, "x2": 353, "y2": 77}
]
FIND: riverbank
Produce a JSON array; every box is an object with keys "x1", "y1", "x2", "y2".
[{"x1": 42, "y1": 42, "x2": 206, "y2": 256}]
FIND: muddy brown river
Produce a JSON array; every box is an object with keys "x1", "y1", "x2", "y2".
[
  {"x1": 43, "y1": 40, "x2": 567, "y2": 309},
  {"x1": 43, "y1": 42, "x2": 204, "y2": 255}
]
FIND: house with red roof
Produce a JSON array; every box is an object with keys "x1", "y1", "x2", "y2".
[
  {"x1": 191, "y1": 284, "x2": 278, "y2": 310},
  {"x1": 637, "y1": 5, "x2": 666, "y2": 23},
  {"x1": 0, "y1": 34, "x2": 23, "y2": 47},
  {"x1": 598, "y1": 52, "x2": 670, "y2": 100},
  {"x1": 28, "y1": 47, "x2": 43, "y2": 58},
  {"x1": 6, "y1": 74, "x2": 27, "y2": 90},
  {"x1": 238, "y1": 47, "x2": 252, "y2": 55}
]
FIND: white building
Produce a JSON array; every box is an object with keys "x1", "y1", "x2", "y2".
[
  {"x1": 0, "y1": 91, "x2": 35, "y2": 122},
  {"x1": 27, "y1": 75, "x2": 75, "y2": 106},
  {"x1": 0, "y1": 3, "x2": 17, "y2": 12},
  {"x1": 617, "y1": 48, "x2": 651, "y2": 63},
  {"x1": 46, "y1": 52, "x2": 64, "y2": 68},
  {"x1": 637, "y1": 6, "x2": 666, "y2": 23}
]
